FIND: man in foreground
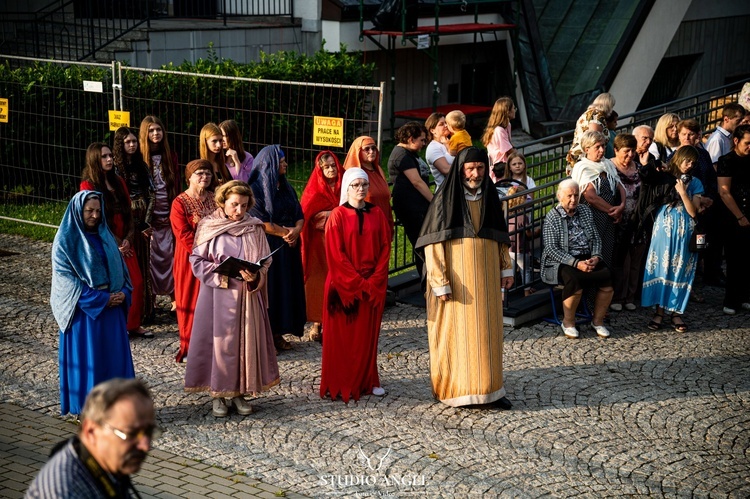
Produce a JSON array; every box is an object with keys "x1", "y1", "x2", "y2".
[
  {"x1": 26, "y1": 378, "x2": 157, "y2": 498},
  {"x1": 416, "y1": 147, "x2": 514, "y2": 409}
]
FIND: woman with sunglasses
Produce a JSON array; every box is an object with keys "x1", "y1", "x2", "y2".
[
  {"x1": 170, "y1": 160, "x2": 217, "y2": 362},
  {"x1": 343, "y1": 136, "x2": 394, "y2": 238}
]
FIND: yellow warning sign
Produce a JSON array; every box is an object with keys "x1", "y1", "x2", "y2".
[
  {"x1": 312, "y1": 116, "x2": 344, "y2": 148},
  {"x1": 108, "y1": 110, "x2": 131, "y2": 131},
  {"x1": 0, "y1": 98, "x2": 8, "y2": 123}
]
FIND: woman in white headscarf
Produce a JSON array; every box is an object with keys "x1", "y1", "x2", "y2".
[
  {"x1": 319, "y1": 168, "x2": 392, "y2": 403},
  {"x1": 572, "y1": 130, "x2": 626, "y2": 267}
]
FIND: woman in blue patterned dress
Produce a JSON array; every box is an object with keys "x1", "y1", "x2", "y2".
[{"x1": 641, "y1": 146, "x2": 704, "y2": 332}]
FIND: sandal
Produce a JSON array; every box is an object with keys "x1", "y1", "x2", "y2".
[
  {"x1": 647, "y1": 312, "x2": 664, "y2": 330},
  {"x1": 309, "y1": 323, "x2": 322, "y2": 343},
  {"x1": 670, "y1": 314, "x2": 688, "y2": 333},
  {"x1": 274, "y1": 335, "x2": 293, "y2": 351},
  {"x1": 128, "y1": 328, "x2": 154, "y2": 339}
]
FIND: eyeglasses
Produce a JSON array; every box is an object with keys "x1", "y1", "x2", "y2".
[
  {"x1": 362, "y1": 146, "x2": 378, "y2": 152},
  {"x1": 102, "y1": 422, "x2": 162, "y2": 442},
  {"x1": 349, "y1": 182, "x2": 369, "y2": 190},
  {"x1": 194, "y1": 171, "x2": 213, "y2": 177}
]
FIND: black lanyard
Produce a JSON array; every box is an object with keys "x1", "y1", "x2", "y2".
[{"x1": 73, "y1": 437, "x2": 141, "y2": 499}]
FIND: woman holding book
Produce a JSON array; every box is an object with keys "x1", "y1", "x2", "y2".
[{"x1": 185, "y1": 180, "x2": 280, "y2": 417}]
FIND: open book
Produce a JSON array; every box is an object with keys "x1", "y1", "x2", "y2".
[{"x1": 212, "y1": 245, "x2": 282, "y2": 280}]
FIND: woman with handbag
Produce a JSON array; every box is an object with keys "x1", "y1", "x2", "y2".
[{"x1": 641, "y1": 146, "x2": 705, "y2": 332}]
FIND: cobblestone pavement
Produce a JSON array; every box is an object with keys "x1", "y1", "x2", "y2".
[{"x1": 1, "y1": 233, "x2": 749, "y2": 497}]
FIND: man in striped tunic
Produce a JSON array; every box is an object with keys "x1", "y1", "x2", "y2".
[{"x1": 416, "y1": 147, "x2": 514, "y2": 409}]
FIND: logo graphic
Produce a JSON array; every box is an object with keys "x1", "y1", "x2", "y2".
[{"x1": 357, "y1": 445, "x2": 391, "y2": 472}]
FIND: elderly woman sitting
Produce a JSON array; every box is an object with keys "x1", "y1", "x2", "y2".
[{"x1": 541, "y1": 179, "x2": 614, "y2": 339}]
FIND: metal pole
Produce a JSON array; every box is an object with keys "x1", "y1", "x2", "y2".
[
  {"x1": 118, "y1": 61, "x2": 123, "y2": 111},
  {"x1": 88, "y1": 0, "x2": 95, "y2": 59},
  {"x1": 377, "y1": 81, "x2": 385, "y2": 151},
  {"x1": 111, "y1": 60, "x2": 117, "y2": 110}
]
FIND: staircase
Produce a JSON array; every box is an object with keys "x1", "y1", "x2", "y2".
[{"x1": 1, "y1": 0, "x2": 151, "y2": 62}]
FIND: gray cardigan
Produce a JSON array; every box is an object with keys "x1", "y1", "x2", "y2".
[{"x1": 540, "y1": 204, "x2": 602, "y2": 285}]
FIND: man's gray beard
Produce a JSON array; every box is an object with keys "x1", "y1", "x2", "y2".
[{"x1": 462, "y1": 179, "x2": 483, "y2": 194}]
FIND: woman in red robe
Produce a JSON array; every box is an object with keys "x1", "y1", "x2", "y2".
[
  {"x1": 171, "y1": 160, "x2": 217, "y2": 362},
  {"x1": 300, "y1": 151, "x2": 342, "y2": 342},
  {"x1": 320, "y1": 168, "x2": 391, "y2": 403},
  {"x1": 80, "y1": 142, "x2": 151, "y2": 338}
]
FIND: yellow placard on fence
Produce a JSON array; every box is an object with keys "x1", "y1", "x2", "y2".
[
  {"x1": 0, "y1": 98, "x2": 8, "y2": 123},
  {"x1": 312, "y1": 116, "x2": 344, "y2": 148},
  {"x1": 108, "y1": 110, "x2": 131, "y2": 131}
]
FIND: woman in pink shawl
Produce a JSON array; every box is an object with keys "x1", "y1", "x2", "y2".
[
  {"x1": 184, "y1": 181, "x2": 280, "y2": 417},
  {"x1": 300, "y1": 151, "x2": 342, "y2": 342}
]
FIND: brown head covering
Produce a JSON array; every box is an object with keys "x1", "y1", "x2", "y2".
[
  {"x1": 343, "y1": 136, "x2": 380, "y2": 171},
  {"x1": 185, "y1": 159, "x2": 212, "y2": 181}
]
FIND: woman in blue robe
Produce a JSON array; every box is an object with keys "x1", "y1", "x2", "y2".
[
  {"x1": 51, "y1": 190, "x2": 135, "y2": 415},
  {"x1": 248, "y1": 145, "x2": 306, "y2": 351}
]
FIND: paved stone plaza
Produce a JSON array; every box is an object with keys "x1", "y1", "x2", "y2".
[{"x1": 0, "y1": 233, "x2": 748, "y2": 497}]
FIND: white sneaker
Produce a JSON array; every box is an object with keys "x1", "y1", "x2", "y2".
[
  {"x1": 212, "y1": 398, "x2": 228, "y2": 417},
  {"x1": 742, "y1": 303, "x2": 750, "y2": 311},
  {"x1": 372, "y1": 387, "x2": 385, "y2": 396},
  {"x1": 609, "y1": 303, "x2": 622, "y2": 312},
  {"x1": 561, "y1": 325, "x2": 579, "y2": 338},
  {"x1": 723, "y1": 307, "x2": 736, "y2": 315},
  {"x1": 624, "y1": 303, "x2": 637, "y2": 311},
  {"x1": 592, "y1": 324, "x2": 610, "y2": 338}
]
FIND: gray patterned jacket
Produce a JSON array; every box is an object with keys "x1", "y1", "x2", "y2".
[{"x1": 540, "y1": 204, "x2": 602, "y2": 285}]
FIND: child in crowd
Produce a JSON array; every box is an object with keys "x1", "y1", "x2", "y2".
[
  {"x1": 446, "y1": 110, "x2": 473, "y2": 156},
  {"x1": 482, "y1": 97, "x2": 517, "y2": 182},
  {"x1": 605, "y1": 110, "x2": 618, "y2": 158},
  {"x1": 500, "y1": 152, "x2": 536, "y2": 198},
  {"x1": 505, "y1": 185, "x2": 536, "y2": 295}
]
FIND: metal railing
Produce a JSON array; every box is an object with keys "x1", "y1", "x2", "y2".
[
  {"x1": 1, "y1": 1, "x2": 152, "y2": 61},
  {"x1": 173, "y1": 0, "x2": 294, "y2": 22},
  {"x1": 0, "y1": 0, "x2": 295, "y2": 62}
]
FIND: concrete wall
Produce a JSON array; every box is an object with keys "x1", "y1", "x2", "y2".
[
  {"x1": 608, "y1": 0, "x2": 691, "y2": 117},
  {"x1": 609, "y1": 0, "x2": 750, "y2": 116},
  {"x1": 115, "y1": 26, "x2": 302, "y2": 67},
  {"x1": 665, "y1": 15, "x2": 750, "y2": 96}
]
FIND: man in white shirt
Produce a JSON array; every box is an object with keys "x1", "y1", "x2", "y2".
[{"x1": 706, "y1": 103, "x2": 745, "y2": 165}]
